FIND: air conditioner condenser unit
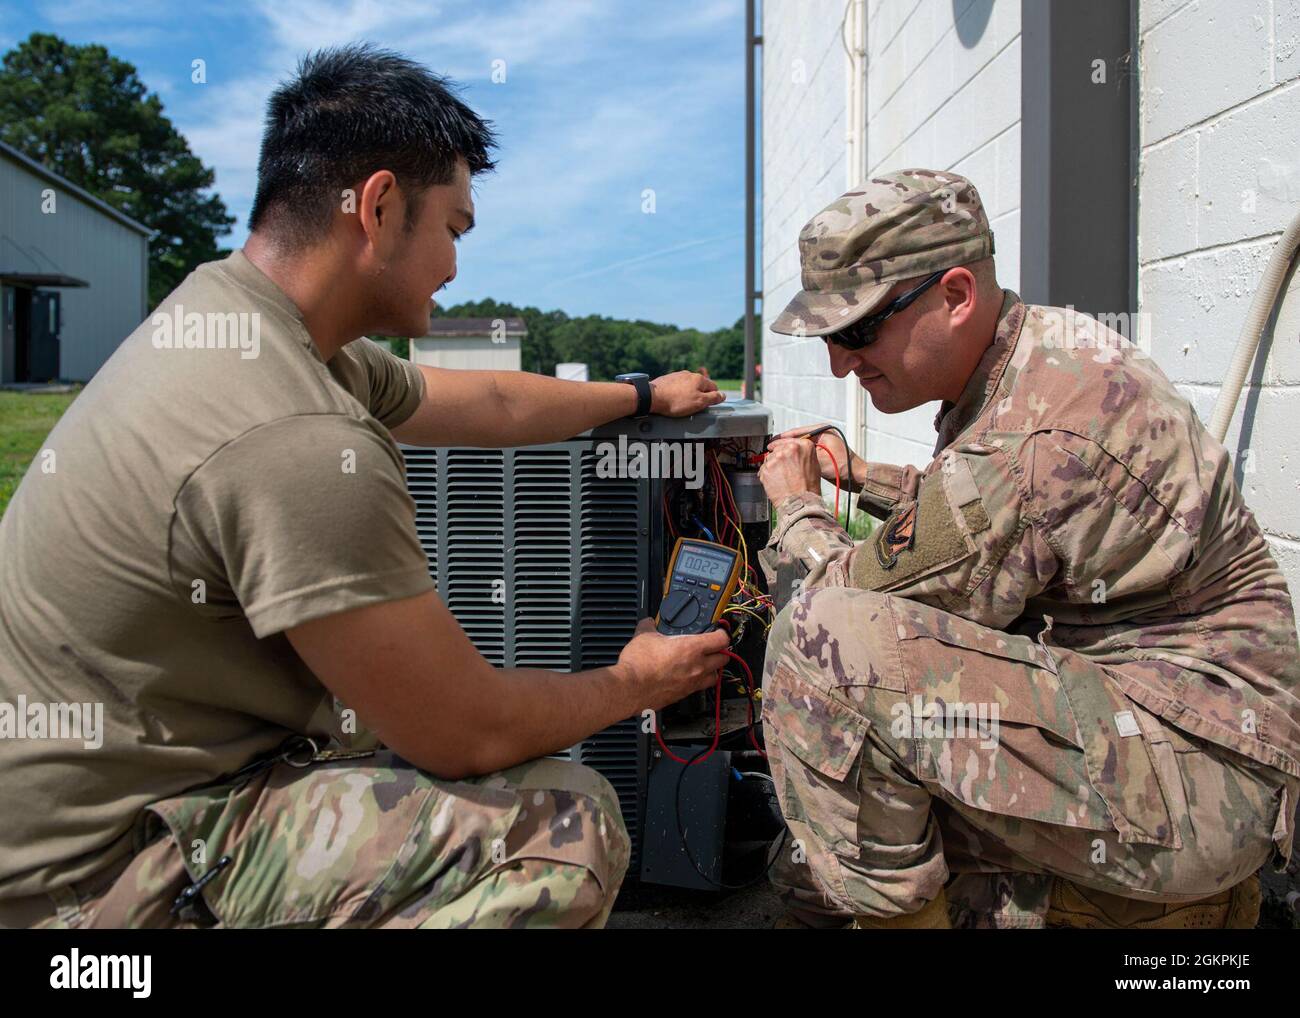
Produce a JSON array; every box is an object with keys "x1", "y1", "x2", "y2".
[{"x1": 401, "y1": 399, "x2": 782, "y2": 891}]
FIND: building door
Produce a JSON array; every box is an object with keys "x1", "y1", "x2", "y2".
[
  {"x1": 0, "y1": 286, "x2": 14, "y2": 384},
  {"x1": 14, "y1": 288, "x2": 61, "y2": 382}
]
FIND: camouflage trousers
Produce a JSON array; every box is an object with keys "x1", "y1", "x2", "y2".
[
  {"x1": 763, "y1": 587, "x2": 1299, "y2": 928},
  {"x1": 26, "y1": 751, "x2": 630, "y2": 929}
]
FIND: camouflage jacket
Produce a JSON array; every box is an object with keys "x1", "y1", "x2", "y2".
[{"x1": 766, "y1": 291, "x2": 1300, "y2": 779}]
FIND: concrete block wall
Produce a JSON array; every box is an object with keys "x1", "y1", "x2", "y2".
[
  {"x1": 1137, "y1": 0, "x2": 1300, "y2": 600},
  {"x1": 862, "y1": 0, "x2": 1022, "y2": 469},
  {"x1": 760, "y1": 0, "x2": 851, "y2": 440},
  {"x1": 761, "y1": 0, "x2": 1022, "y2": 473},
  {"x1": 761, "y1": 0, "x2": 1294, "y2": 582}
]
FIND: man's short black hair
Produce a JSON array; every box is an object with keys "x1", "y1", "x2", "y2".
[{"x1": 248, "y1": 43, "x2": 497, "y2": 245}]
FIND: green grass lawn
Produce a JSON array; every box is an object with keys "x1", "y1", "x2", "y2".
[
  {"x1": 838, "y1": 505, "x2": 875, "y2": 541},
  {"x1": 768, "y1": 498, "x2": 875, "y2": 541},
  {"x1": 0, "y1": 389, "x2": 79, "y2": 518}
]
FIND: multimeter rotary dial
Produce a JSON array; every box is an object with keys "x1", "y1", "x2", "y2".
[{"x1": 659, "y1": 588, "x2": 702, "y2": 629}]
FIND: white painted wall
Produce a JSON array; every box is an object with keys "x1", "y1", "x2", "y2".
[
  {"x1": 862, "y1": 0, "x2": 1021, "y2": 468},
  {"x1": 760, "y1": 0, "x2": 851, "y2": 442},
  {"x1": 1137, "y1": 0, "x2": 1300, "y2": 592},
  {"x1": 761, "y1": 0, "x2": 1022, "y2": 478}
]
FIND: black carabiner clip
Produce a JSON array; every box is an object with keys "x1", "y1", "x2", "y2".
[{"x1": 169, "y1": 854, "x2": 233, "y2": 926}]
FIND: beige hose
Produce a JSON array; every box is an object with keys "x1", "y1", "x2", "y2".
[{"x1": 1208, "y1": 211, "x2": 1300, "y2": 443}]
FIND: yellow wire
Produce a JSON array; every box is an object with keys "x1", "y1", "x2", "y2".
[
  {"x1": 714, "y1": 457, "x2": 759, "y2": 593},
  {"x1": 709, "y1": 451, "x2": 776, "y2": 622},
  {"x1": 723, "y1": 604, "x2": 769, "y2": 628}
]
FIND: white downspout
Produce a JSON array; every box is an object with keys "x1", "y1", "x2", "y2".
[{"x1": 1207, "y1": 211, "x2": 1300, "y2": 444}]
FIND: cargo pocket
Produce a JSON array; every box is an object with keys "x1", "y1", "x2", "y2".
[
  {"x1": 144, "y1": 752, "x2": 521, "y2": 928},
  {"x1": 894, "y1": 608, "x2": 1175, "y2": 846},
  {"x1": 1267, "y1": 778, "x2": 1298, "y2": 872},
  {"x1": 763, "y1": 664, "x2": 870, "y2": 908},
  {"x1": 1134, "y1": 702, "x2": 1192, "y2": 846},
  {"x1": 1046, "y1": 648, "x2": 1180, "y2": 849}
]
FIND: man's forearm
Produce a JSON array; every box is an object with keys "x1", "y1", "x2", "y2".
[
  {"x1": 768, "y1": 492, "x2": 856, "y2": 589},
  {"x1": 452, "y1": 664, "x2": 647, "y2": 776},
  {"x1": 486, "y1": 372, "x2": 640, "y2": 445},
  {"x1": 394, "y1": 367, "x2": 638, "y2": 447}
]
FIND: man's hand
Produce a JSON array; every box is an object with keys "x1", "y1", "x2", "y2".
[
  {"x1": 776, "y1": 424, "x2": 866, "y2": 491},
  {"x1": 286, "y1": 591, "x2": 735, "y2": 780},
  {"x1": 759, "y1": 435, "x2": 824, "y2": 505},
  {"x1": 613, "y1": 619, "x2": 731, "y2": 707},
  {"x1": 650, "y1": 371, "x2": 724, "y2": 417}
]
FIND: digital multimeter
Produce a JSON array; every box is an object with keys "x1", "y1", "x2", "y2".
[{"x1": 656, "y1": 538, "x2": 743, "y2": 635}]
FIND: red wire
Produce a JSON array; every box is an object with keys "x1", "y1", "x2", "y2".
[
  {"x1": 726, "y1": 649, "x2": 767, "y2": 757},
  {"x1": 708, "y1": 454, "x2": 724, "y2": 543},
  {"x1": 652, "y1": 650, "x2": 765, "y2": 764},
  {"x1": 749, "y1": 443, "x2": 842, "y2": 518},
  {"x1": 654, "y1": 671, "x2": 722, "y2": 765},
  {"x1": 720, "y1": 458, "x2": 745, "y2": 538},
  {"x1": 704, "y1": 454, "x2": 736, "y2": 548},
  {"x1": 713, "y1": 456, "x2": 743, "y2": 547}
]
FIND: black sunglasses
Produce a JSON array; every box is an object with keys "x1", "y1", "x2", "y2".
[{"x1": 824, "y1": 270, "x2": 947, "y2": 350}]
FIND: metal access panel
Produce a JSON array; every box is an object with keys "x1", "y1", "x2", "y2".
[
  {"x1": 401, "y1": 441, "x2": 654, "y2": 869},
  {"x1": 640, "y1": 750, "x2": 731, "y2": 890}
]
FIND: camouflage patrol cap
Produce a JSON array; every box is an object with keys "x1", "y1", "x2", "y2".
[{"x1": 771, "y1": 168, "x2": 995, "y2": 337}]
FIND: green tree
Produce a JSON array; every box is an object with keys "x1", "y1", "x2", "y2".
[
  {"x1": 0, "y1": 32, "x2": 235, "y2": 308},
  {"x1": 703, "y1": 318, "x2": 746, "y2": 378},
  {"x1": 429, "y1": 301, "x2": 751, "y2": 381}
]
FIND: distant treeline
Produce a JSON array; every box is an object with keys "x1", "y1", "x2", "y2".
[{"x1": 414, "y1": 299, "x2": 750, "y2": 380}]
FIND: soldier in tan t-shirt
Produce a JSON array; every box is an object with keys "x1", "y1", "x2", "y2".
[{"x1": 0, "y1": 46, "x2": 729, "y2": 928}]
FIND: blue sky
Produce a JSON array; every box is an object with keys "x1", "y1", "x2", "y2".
[{"x1": 1, "y1": 0, "x2": 749, "y2": 330}]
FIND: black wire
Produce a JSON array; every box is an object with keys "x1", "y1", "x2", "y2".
[{"x1": 671, "y1": 739, "x2": 788, "y2": 891}]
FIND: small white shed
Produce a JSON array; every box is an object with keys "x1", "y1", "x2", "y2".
[{"x1": 410, "y1": 316, "x2": 527, "y2": 371}]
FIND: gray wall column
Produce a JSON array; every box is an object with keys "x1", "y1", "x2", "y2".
[{"x1": 1021, "y1": 0, "x2": 1135, "y2": 316}]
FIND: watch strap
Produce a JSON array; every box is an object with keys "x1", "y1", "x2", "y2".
[{"x1": 616, "y1": 374, "x2": 652, "y2": 418}]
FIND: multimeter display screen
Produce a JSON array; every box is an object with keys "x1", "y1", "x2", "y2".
[{"x1": 678, "y1": 548, "x2": 734, "y2": 582}]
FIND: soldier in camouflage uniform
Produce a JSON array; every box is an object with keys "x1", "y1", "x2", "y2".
[
  {"x1": 756, "y1": 169, "x2": 1300, "y2": 929},
  {"x1": 22, "y1": 748, "x2": 628, "y2": 929}
]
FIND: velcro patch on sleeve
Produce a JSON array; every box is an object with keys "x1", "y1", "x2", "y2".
[
  {"x1": 850, "y1": 474, "x2": 972, "y2": 592},
  {"x1": 961, "y1": 501, "x2": 990, "y2": 533},
  {"x1": 945, "y1": 456, "x2": 990, "y2": 534}
]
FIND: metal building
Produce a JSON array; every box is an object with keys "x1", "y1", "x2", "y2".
[{"x1": 0, "y1": 139, "x2": 152, "y2": 384}]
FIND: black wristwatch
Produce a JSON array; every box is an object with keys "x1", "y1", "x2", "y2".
[{"x1": 615, "y1": 372, "x2": 652, "y2": 419}]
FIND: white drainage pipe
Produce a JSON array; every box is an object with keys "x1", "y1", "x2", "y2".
[{"x1": 1208, "y1": 212, "x2": 1300, "y2": 444}]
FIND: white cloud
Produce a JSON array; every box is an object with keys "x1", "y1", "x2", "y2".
[
  {"x1": 539, "y1": 232, "x2": 736, "y2": 291},
  {"x1": 130, "y1": 0, "x2": 744, "y2": 326}
]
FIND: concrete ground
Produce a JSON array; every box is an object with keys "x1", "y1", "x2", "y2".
[
  {"x1": 609, "y1": 870, "x2": 1299, "y2": 929},
  {"x1": 607, "y1": 881, "x2": 783, "y2": 930}
]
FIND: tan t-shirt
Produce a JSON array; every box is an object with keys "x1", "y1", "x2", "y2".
[{"x1": 0, "y1": 250, "x2": 435, "y2": 897}]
